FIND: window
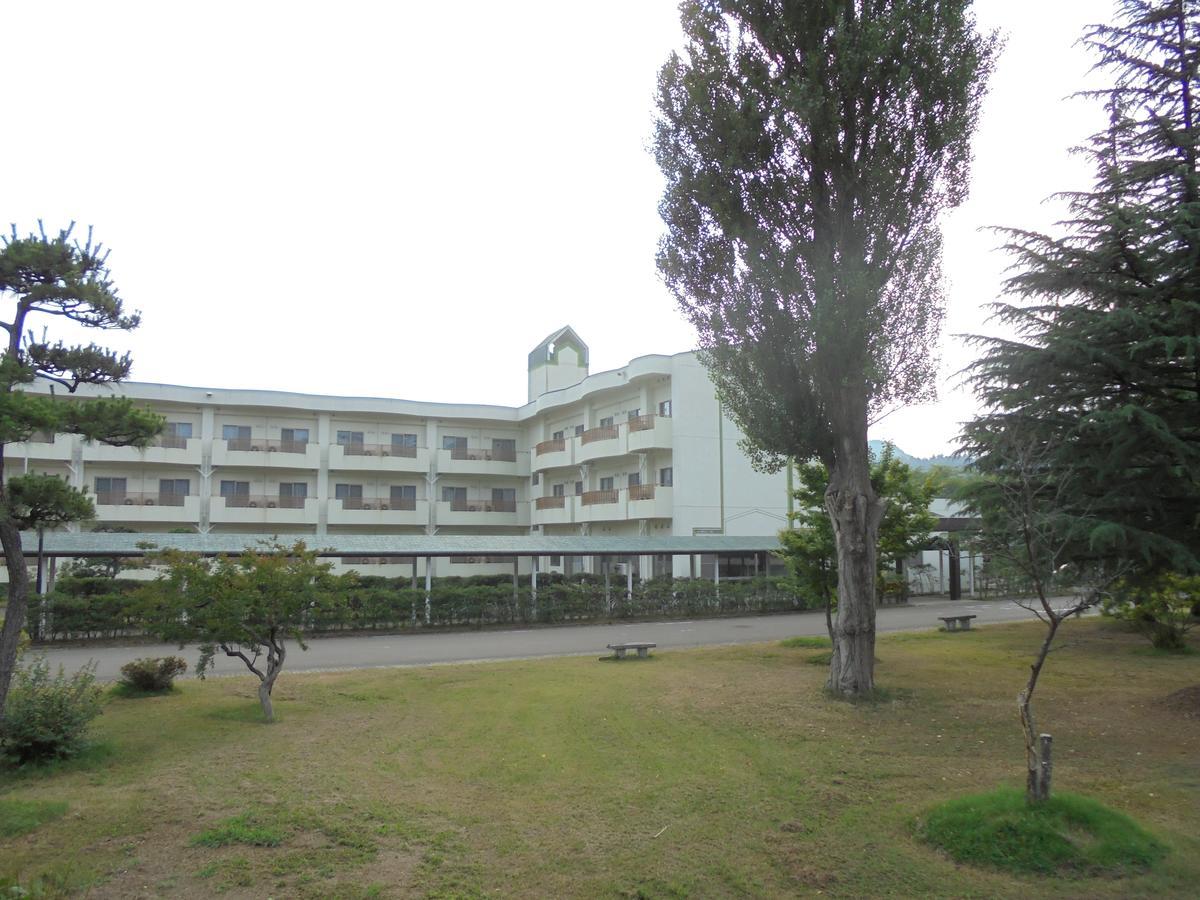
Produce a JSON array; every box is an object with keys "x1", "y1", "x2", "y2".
[
  {"x1": 628, "y1": 473, "x2": 640, "y2": 488},
  {"x1": 337, "y1": 430, "x2": 364, "y2": 446},
  {"x1": 279, "y1": 482, "x2": 307, "y2": 508},
  {"x1": 281, "y1": 427, "x2": 309, "y2": 451},
  {"x1": 390, "y1": 484, "x2": 417, "y2": 509},
  {"x1": 552, "y1": 483, "x2": 565, "y2": 497},
  {"x1": 550, "y1": 555, "x2": 562, "y2": 566},
  {"x1": 163, "y1": 422, "x2": 192, "y2": 448},
  {"x1": 658, "y1": 399, "x2": 672, "y2": 417},
  {"x1": 94, "y1": 477, "x2": 127, "y2": 503},
  {"x1": 659, "y1": 467, "x2": 673, "y2": 486},
  {"x1": 442, "y1": 435, "x2": 467, "y2": 450},
  {"x1": 627, "y1": 408, "x2": 640, "y2": 419},
  {"x1": 158, "y1": 479, "x2": 189, "y2": 506},
  {"x1": 220, "y1": 480, "x2": 250, "y2": 496},
  {"x1": 335, "y1": 483, "x2": 362, "y2": 499},
  {"x1": 599, "y1": 476, "x2": 614, "y2": 491},
  {"x1": 442, "y1": 486, "x2": 467, "y2": 507},
  {"x1": 552, "y1": 430, "x2": 564, "y2": 441},
  {"x1": 531, "y1": 472, "x2": 539, "y2": 486},
  {"x1": 574, "y1": 424, "x2": 585, "y2": 436},
  {"x1": 222, "y1": 424, "x2": 251, "y2": 450},
  {"x1": 492, "y1": 437, "x2": 516, "y2": 461},
  {"x1": 575, "y1": 481, "x2": 583, "y2": 496},
  {"x1": 391, "y1": 433, "x2": 418, "y2": 456},
  {"x1": 599, "y1": 416, "x2": 614, "y2": 429},
  {"x1": 492, "y1": 488, "x2": 516, "y2": 508}
]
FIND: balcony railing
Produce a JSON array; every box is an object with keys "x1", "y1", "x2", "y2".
[
  {"x1": 628, "y1": 483, "x2": 656, "y2": 501},
  {"x1": 338, "y1": 442, "x2": 419, "y2": 458},
  {"x1": 627, "y1": 415, "x2": 657, "y2": 433},
  {"x1": 340, "y1": 496, "x2": 418, "y2": 511},
  {"x1": 580, "y1": 425, "x2": 619, "y2": 445},
  {"x1": 535, "y1": 438, "x2": 566, "y2": 455},
  {"x1": 219, "y1": 494, "x2": 275, "y2": 508},
  {"x1": 535, "y1": 495, "x2": 566, "y2": 509},
  {"x1": 581, "y1": 489, "x2": 619, "y2": 506},
  {"x1": 451, "y1": 556, "x2": 511, "y2": 565},
  {"x1": 449, "y1": 498, "x2": 517, "y2": 513},
  {"x1": 155, "y1": 435, "x2": 191, "y2": 449},
  {"x1": 96, "y1": 491, "x2": 188, "y2": 507},
  {"x1": 448, "y1": 446, "x2": 517, "y2": 462},
  {"x1": 223, "y1": 438, "x2": 313, "y2": 453}
]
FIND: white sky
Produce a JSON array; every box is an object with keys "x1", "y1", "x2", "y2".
[{"x1": 4, "y1": 1, "x2": 1111, "y2": 457}]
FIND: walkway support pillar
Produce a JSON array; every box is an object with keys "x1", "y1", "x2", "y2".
[
  {"x1": 424, "y1": 556, "x2": 432, "y2": 625},
  {"x1": 531, "y1": 555, "x2": 539, "y2": 621}
]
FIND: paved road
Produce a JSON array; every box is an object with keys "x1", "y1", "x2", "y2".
[{"x1": 32, "y1": 597, "x2": 1049, "y2": 681}]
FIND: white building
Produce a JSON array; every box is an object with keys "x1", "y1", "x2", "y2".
[{"x1": 9, "y1": 327, "x2": 792, "y2": 580}]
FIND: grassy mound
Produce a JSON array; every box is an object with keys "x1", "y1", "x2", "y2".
[{"x1": 918, "y1": 787, "x2": 1166, "y2": 876}]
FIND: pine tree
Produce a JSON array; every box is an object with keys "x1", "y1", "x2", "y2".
[
  {"x1": 654, "y1": 0, "x2": 996, "y2": 695},
  {"x1": 962, "y1": 0, "x2": 1199, "y2": 575},
  {"x1": 0, "y1": 223, "x2": 163, "y2": 717}
]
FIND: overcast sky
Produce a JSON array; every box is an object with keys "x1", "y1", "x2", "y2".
[{"x1": 4, "y1": 1, "x2": 1111, "y2": 456}]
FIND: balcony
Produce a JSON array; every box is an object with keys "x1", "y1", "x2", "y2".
[
  {"x1": 212, "y1": 438, "x2": 321, "y2": 470},
  {"x1": 626, "y1": 414, "x2": 673, "y2": 453},
  {"x1": 579, "y1": 488, "x2": 625, "y2": 524},
  {"x1": 436, "y1": 447, "x2": 530, "y2": 477},
  {"x1": 209, "y1": 495, "x2": 319, "y2": 525},
  {"x1": 533, "y1": 494, "x2": 575, "y2": 526},
  {"x1": 83, "y1": 434, "x2": 202, "y2": 466},
  {"x1": 93, "y1": 492, "x2": 201, "y2": 523},
  {"x1": 13, "y1": 433, "x2": 73, "y2": 462},
  {"x1": 628, "y1": 484, "x2": 673, "y2": 520},
  {"x1": 436, "y1": 497, "x2": 529, "y2": 528},
  {"x1": 533, "y1": 437, "x2": 574, "y2": 471},
  {"x1": 329, "y1": 442, "x2": 430, "y2": 474},
  {"x1": 576, "y1": 425, "x2": 623, "y2": 464},
  {"x1": 327, "y1": 496, "x2": 429, "y2": 527}
]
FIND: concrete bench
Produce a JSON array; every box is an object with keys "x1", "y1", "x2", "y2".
[
  {"x1": 938, "y1": 615, "x2": 977, "y2": 632},
  {"x1": 605, "y1": 641, "x2": 656, "y2": 660}
]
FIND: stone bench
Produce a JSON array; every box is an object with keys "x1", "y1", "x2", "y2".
[
  {"x1": 604, "y1": 641, "x2": 657, "y2": 660},
  {"x1": 938, "y1": 615, "x2": 977, "y2": 632}
]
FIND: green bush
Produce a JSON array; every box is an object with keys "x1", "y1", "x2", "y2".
[
  {"x1": 1104, "y1": 572, "x2": 1199, "y2": 650},
  {"x1": 1, "y1": 656, "x2": 103, "y2": 764},
  {"x1": 118, "y1": 656, "x2": 188, "y2": 692}
]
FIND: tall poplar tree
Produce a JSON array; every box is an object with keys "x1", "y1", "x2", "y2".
[
  {"x1": 0, "y1": 223, "x2": 162, "y2": 716},
  {"x1": 655, "y1": 1, "x2": 996, "y2": 695}
]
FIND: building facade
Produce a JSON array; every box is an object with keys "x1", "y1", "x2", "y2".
[{"x1": 10, "y1": 327, "x2": 792, "y2": 580}]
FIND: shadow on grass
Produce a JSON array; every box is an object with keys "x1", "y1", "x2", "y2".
[
  {"x1": 108, "y1": 683, "x2": 182, "y2": 700},
  {"x1": 0, "y1": 742, "x2": 115, "y2": 783}
]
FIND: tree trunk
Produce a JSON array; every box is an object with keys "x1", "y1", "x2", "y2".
[
  {"x1": 0, "y1": 518, "x2": 30, "y2": 718},
  {"x1": 824, "y1": 430, "x2": 885, "y2": 697},
  {"x1": 1019, "y1": 616, "x2": 1060, "y2": 803},
  {"x1": 257, "y1": 676, "x2": 276, "y2": 723}
]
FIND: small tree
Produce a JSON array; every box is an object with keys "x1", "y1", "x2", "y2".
[
  {"x1": 960, "y1": 437, "x2": 1127, "y2": 803},
  {"x1": 655, "y1": 1, "x2": 996, "y2": 696},
  {"x1": 140, "y1": 541, "x2": 349, "y2": 722},
  {"x1": 0, "y1": 222, "x2": 163, "y2": 716},
  {"x1": 780, "y1": 445, "x2": 937, "y2": 640}
]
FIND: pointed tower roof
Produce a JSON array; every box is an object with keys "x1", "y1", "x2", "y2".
[{"x1": 527, "y1": 325, "x2": 589, "y2": 370}]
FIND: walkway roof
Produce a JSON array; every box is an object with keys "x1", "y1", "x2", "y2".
[{"x1": 18, "y1": 532, "x2": 784, "y2": 558}]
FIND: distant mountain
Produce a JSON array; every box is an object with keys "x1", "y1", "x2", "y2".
[{"x1": 868, "y1": 440, "x2": 970, "y2": 470}]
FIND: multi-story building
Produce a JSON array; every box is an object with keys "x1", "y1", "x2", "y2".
[{"x1": 8, "y1": 327, "x2": 792, "y2": 580}]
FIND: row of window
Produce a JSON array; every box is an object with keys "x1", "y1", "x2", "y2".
[
  {"x1": 543, "y1": 467, "x2": 673, "y2": 496},
  {"x1": 548, "y1": 401, "x2": 672, "y2": 442},
  {"x1": 93, "y1": 478, "x2": 522, "y2": 507}
]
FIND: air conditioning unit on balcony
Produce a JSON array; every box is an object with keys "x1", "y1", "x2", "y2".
[
  {"x1": 143, "y1": 498, "x2": 155, "y2": 506},
  {"x1": 250, "y1": 444, "x2": 263, "y2": 451},
  {"x1": 379, "y1": 503, "x2": 389, "y2": 510},
  {"x1": 267, "y1": 502, "x2": 277, "y2": 509},
  {"x1": 248, "y1": 501, "x2": 258, "y2": 508},
  {"x1": 122, "y1": 498, "x2": 134, "y2": 505}
]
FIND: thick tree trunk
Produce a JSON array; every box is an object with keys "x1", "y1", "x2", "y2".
[
  {"x1": 824, "y1": 432, "x2": 885, "y2": 697},
  {"x1": 257, "y1": 639, "x2": 286, "y2": 723},
  {"x1": 0, "y1": 518, "x2": 30, "y2": 719},
  {"x1": 258, "y1": 676, "x2": 277, "y2": 723}
]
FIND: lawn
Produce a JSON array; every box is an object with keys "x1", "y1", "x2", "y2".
[{"x1": 1, "y1": 618, "x2": 1197, "y2": 898}]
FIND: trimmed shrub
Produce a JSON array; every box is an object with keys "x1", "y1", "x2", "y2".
[
  {"x1": 1, "y1": 656, "x2": 103, "y2": 764},
  {"x1": 118, "y1": 656, "x2": 188, "y2": 692}
]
